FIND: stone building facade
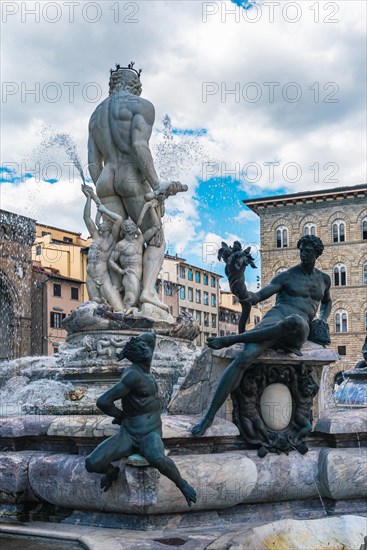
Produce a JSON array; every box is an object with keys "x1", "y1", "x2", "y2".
[
  {"x1": 176, "y1": 259, "x2": 222, "y2": 348},
  {"x1": 244, "y1": 184, "x2": 367, "y2": 376},
  {"x1": 31, "y1": 265, "x2": 84, "y2": 356},
  {"x1": 159, "y1": 255, "x2": 222, "y2": 347},
  {"x1": 0, "y1": 210, "x2": 36, "y2": 360}
]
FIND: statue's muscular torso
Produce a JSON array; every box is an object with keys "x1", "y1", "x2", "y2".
[
  {"x1": 89, "y1": 91, "x2": 155, "y2": 200},
  {"x1": 120, "y1": 365, "x2": 162, "y2": 437},
  {"x1": 274, "y1": 265, "x2": 329, "y2": 323}
]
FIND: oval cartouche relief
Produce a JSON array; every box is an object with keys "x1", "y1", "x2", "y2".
[{"x1": 260, "y1": 383, "x2": 292, "y2": 431}]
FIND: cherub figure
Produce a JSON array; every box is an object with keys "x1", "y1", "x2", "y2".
[
  {"x1": 82, "y1": 184, "x2": 124, "y2": 311},
  {"x1": 217, "y1": 241, "x2": 257, "y2": 333},
  {"x1": 232, "y1": 377, "x2": 270, "y2": 446},
  {"x1": 108, "y1": 219, "x2": 145, "y2": 313},
  {"x1": 289, "y1": 366, "x2": 319, "y2": 445}
]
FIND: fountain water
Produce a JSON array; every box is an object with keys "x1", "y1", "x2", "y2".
[{"x1": 32, "y1": 125, "x2": 86, "y2": 184}]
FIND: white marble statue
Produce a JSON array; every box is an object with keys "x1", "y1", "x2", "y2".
[
  {"x1": 108, "y1": 219, "x2": 145, "y2": 313},
  {"x1": 86, "y1": 62, "x2": 187, "y2": 317},
  {"x1": 82, "y1": 184, "x2": 124, "y2": 311}
]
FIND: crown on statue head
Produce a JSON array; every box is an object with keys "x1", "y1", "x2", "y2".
[{"x1": 110, "y1": 61, "x2": 142, "y2": 79}]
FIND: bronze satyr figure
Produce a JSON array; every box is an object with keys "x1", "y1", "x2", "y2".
[
  {"x1": 85, "y1": 332, "x2": 196, "y2": 507},
  {"x1": 192, "y1": 235, "x2": 332, "y2": 438}
]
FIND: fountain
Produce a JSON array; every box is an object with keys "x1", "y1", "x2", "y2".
[
  {"x1": 334, "y1": 336, "x2": 367, "y2": 408},
  {"x1": 0, "y1": 64, "x2": 366, "y2": 549}
]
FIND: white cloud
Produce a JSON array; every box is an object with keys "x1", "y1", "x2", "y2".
[
  {"x1": 232, "y1": 209, "x2": 259, "y2": 223},
  {"x1": 1, "y1": 0, "x2": 366, "y2": 257}
]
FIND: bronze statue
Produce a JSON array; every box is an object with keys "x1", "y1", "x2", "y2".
[
  {"x1": 85, "y1": 332, "x2": 196, "y2": 507},
  {"x1": 355, "y1": 336, "x2": 367, "y2": 369},
  {"x1": 192, "y1": 235, "x2": 332, "y2": 438},
  {"x1": 217, "y1": 241, "x2": 257, "y2": 333},
  {"x1": 289, "y1": 365, "x2": 319, "y2": 445}
]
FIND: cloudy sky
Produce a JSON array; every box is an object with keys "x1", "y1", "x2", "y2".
[{"x1": 1, "y1": 0, "x2": 366, "y2": 288}]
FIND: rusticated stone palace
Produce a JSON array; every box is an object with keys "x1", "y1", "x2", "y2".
[{"x1": 244, "y1": 183, "x2": 367, "y2": 376}]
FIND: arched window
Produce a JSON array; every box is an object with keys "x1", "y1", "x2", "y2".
[
  {"x1": 333, "y1": 263, "x2": 347, "y2": 286},
  {"x1": 304, "y1": 223, "x2": 316, "y2": 236},
  {"x1": 363, "y1": 262, "x2": 367, "y2": 285},
  {"x1": 334, "y1": 309, "x2": 348, "y2": 333},
  {"x1": 362, "y1": 218, "x2": 367, "y2": 240},
  {"x1": 332, "y1": 220, "x2": 346, "y2": 243},
  {"x1": 276, "y1": 226, "x2": 288, "y2": 248}
]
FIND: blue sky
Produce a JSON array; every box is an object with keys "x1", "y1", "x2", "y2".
[{"x1": 1, "y1": 0, "x2": 366, "y2": 290}]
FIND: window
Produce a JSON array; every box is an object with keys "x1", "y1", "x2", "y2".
[
  {"x1": 220, "y1": 330, "x2": 225, "y2": 336},
  {"x1": 333, "y1": 264, "x2": 347, "y2": 286},
  {"x1": 165, "y1": 284, "x2": 173, "y2": 296},
  {"x1": 195, "y1": 289, "x2": 201, "y2": 304},
  {"x1": 188, "y1": 269, "x2": 193, "y2": 281},
  {"x1": 53, "y1": 346, "x2": 59, "y2": 354},
  {"x1": 335, "y1": 310, "x2": 348, "y2": 333},
  {"x1": 203, "y1": 274, "x2": 208, "y2": 285},
  {"x1": 254, "y1": 315, "x2": 261, "y2": 325},
  {"x1": 41, "y1": 231, "x2": 50, "y2": 236},
  {"x1": 195, "y1": 271, "x2": 201, "y2": 283},
  {"x1": 232, "y1": 296, "x2": 239, "y2": 305},
  {"x1": 363, "y1": 218, "x2": 367, "y2": 240},
  {"x1": 180, "y1": 266, "x2": 186, "y2": 278},
  {"x1": 35, "y1": 244, "x2": 41, "y2": 256},
  {"x1": 188, "y1": 308, "x2": 194, "y2": 316},
  {"x1": 188, "y1": 287, "x2": 193, "y2": 302},
  {"x1": 277, "y1": 267, "x2": 287, "y2": 274},
  {"x1": 211, "y1": 314, "x2": 217, "y2": 328},
  {"x1": 63, "y1": 236, "x2": 73, "y2": 243},
  {"x1": 179, "y1": 287, "x2": 185, "y2": 300},
  {"x1": 304, "y1": 223, "x2": 316, "y2": 236},
  {"x1": 276, "y1": 226, "x2": 288, "y2": 248},
  {"x1": 211, "y1": 294, "x2": 216, "y2": 307},
  {"x1": 332, "y1": 220, "x2": 345, "y2": 243},
  {"x1": 204, "y1": 312, "x2": 209, "y2": 326},
  {"x1": 53, "y1": 283, "x2": 61, "y2": 297},
  {"x1": 231, "y1": 313, "x2": 237, "y2": 324},
  {"x1": 203, "y1": 291, "x2": 209, "y2": 305},
  {"x1": 337, "y1": 346, "x2": 346, "y2": 356},
  {"x1": 50, "y1": 312, "x2": 64, "y2": 328},
  {"x1": 363, "y1": 263, "x2": 367, "y2": 285},
  {"x1": 210, "y1": 276, "x2": 216, "y2": 288},
  {"x1": 196, "y1": 311, "x2": 201, "y2": 324},
  {"x1": 71, "y1": 287, "x2": 79, "y2": 300}
]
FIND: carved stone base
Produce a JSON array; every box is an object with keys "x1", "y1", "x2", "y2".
[
  {"x1": 62, "y1": 301, "x2": 200, "y2": 342},
  {"x1": 169, "y1": 341, "x2": 339, "y2": 456}
]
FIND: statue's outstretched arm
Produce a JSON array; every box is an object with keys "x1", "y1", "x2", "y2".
[
  {"x1": 96, "y1": 370, "x2": 137, "y2": 420},
  {"x1": 82, "y1": 189, "x2": 98, "y2": 237},
  {"x1": 108, "y1": 255, "x2": 124, "y2": 276},
  {"x1": 254, "y1": 274, "x2": 284, "y2": 304},
  {"x1": 96, "y1": 204, "x2": 123, "y2": 243}
]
